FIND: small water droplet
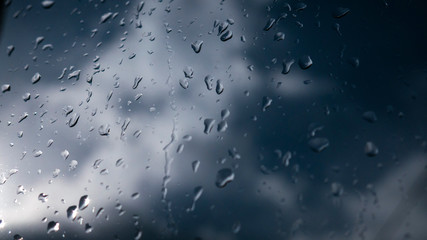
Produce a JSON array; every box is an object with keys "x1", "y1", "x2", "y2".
[
  {"x1": 333, "y1": 7, "x2": 350, "y2": 18},
  {"x1": 98, "y1": 124, "x2": 111, "y2": 136},
  {"x1": 217, "y1": 120, "x2": 228, "y2": 132},
  {"x1": 362, "y1": 111, "x2": 377, "y2": 123},
  {"x1": 282, "y1": 58, "x2": 295, "y2": 74},
  {"x1": 85, "y1": 223, "x2": 93, "y2": 233},
  {"x1": 7, "y1": 45, "x2": 15, "y2": 56},
  {"x1": 1, "y1": 84, "x2": 10, "y2": 93},
  {"x1": 191, "y1": 40, "x2": 203, "y2": 53},
  {"x1": 61, "y1": 150, "x2": 69, "y2": 160},
  {"x1": 183, "y1": 66, "x2": 193, "y2": 78},
  {"x1": 100, "y1": 12, "x2": 113, "y2": 24},
  {"x1": 262, "y1": 96, "x2": 272, "y2": 111},
  {"x1": 274, "y1": 32, "x2": 285, "y2": 41},
  {"x1": 38, "y1": 193, "x2": 48, "y2": 203},
  {"x1": 192, "y1": 160, "x2": 200, "y2": 173},
  {"x1": 364, "y1": 141, "x2": 379, "y2": 157},
  {"x1": 263, "y1": 18, "x2": 276, "y2": 31},
  {"x1": 13, "y1": 234, "x2": 23, "y2": 240},
  {"x1": 308, "y1": 138, "x2": 329, "y2": 152},
  {"x1": 31, "y1": 72, "x2": 41, "y2": 84},
  {"x1": 133, "y1": 76, "x2": 143, "y2": 89},
  {"x1": 41, "y1": 0, "x2": 55, "y2": 9},
  {"x1": 215, "y1": 168, "x2": 235, "y2": 188},
  {"x1": 33, "y1": 150, "x2": 43, "y2": 157},
  {"x1": 68, "y1": 113, "x2": 80, "y2": 127},
  {"x1": 179, "y1": 78, "x2": 189, "y2": 89},
  {"x1": 204, "y1": 75, "x2": 214, "y2": 90},
  {"x1": 221, "y1": 109, "x2": 230, "y2": 120},
  {"x1": 47, "y1": 221, "x2": 59, "y2": 234},
  {"x1": 232, "y1": 221, "x2": 241, "y2": 234},
  {"x1": 216, "y1": 80, "x2": 224, "y2": 94}
]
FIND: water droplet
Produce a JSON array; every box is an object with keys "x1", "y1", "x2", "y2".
[
  {"x1": 115, "y1": 158, "x2": 124, "y2": 167},
  {"x1": 13, "y1": 234, "x2": 23, "y2": 240},
  {"x1": 133, "y1": 76, "x2": 143, "y2": 89},
  {"x1": 220, "y1": 30, "x2": 233, "y2": 41},
  {"x1": 69, "y1": 160, "x2": 78, "y2": 171},
  {"x1": 22, "y1": 93, "x2": 31, "y2": 101},
  {"x1": 93, "y1": 159, "x2": 103, "y2": 169},
  {"x1": 362, "y1": 111, "x2": 377, "y2": 123},
  {"x1": 232, "y1": 221, "x2": 241, "y2": 234},
  {"x1": 79, "y1": 195, "x2": 90, "y2": 210},
  {"x1": 61, "y1": 150, "x2": 69, "y2": 160},
  {"x1": 204, "y1": 75, "x2": 214, "y2": 90},
  {"x1": 282, "y1": 59, "x2": 295, "y2": 74},
  {"x1": 131, "y1": 192, "x2": 140, "y2": 199},
  {"x1": 1, "y1": 84, "x2": 10, "y2": 93},
  {"x1": 183, "y1": 66, "x2": 193, "y2": 78},
  {"x1": 217, "y1": 21, "x2": 229, "y2": 36},
  {"x1": 203, "y1": 118, "x2": 215, "y2": 134},
  {"x1": 191, "y1": 40, "x2": 203, "y2": 53},
  {"x1": 262, "y1": 96, "x2": 272, "y2": 111},
  {"x1": 216, "y1": 80, "x2": 224, "y2": 94},
  {"x1": 192, "y1": 160, "x2": 200, "y2": 173},
  {"x1": 85, "y1": 223, "x2": 93, "y2": 233},
  {"x1": 179, "y1": 78, "x2": 189, "y2": 89},
  {"x1": 215, "y1": 168, "x2": 235, "y2": 188},
  {"x1": 282, "y1": 151, "x2": 292, "y2": 166},
  {"x1": 47, "y1": 221, "x2": 59, "y2": 234},
  {"x1": 299, "y1": 55, "x2": 313, "y2": 69},
  {"x1": 98, "y1": 124, "x2": 111, "y2": 136},
  {"x1": 176, "y1": 143, "x2": 184, "y2": 154},
  {"x1": 68, "y1": 113, "x2": 80, "y2": 127},
  {"x1": 274, "y1": 32, "x2": 285, "y2": 41},
  {"x1": 333, "y1": 7, "x2": 350, "y2": 18},
  {"x1": 221, "y1": 109, "x2": 230, "y2": 120},
  {"x1": 17, "y1": 185, "x2": 26, "y2": 195},
  {"x1": 38, "y1": 193, "x2": 48, "y2": 203},
  {"x1": 308, "y1": 138, "x2": 329, "y2": 152},
  {"x1": 96, "y1": 208, "x2": 104, "y2": 218},
  {"x1": 7, "y1": 45, "x2": 14, "y2": 56},
  {"x1": 67, "y1": 205, "x2": 78, "y2": 220},
  {"x1": 41, "y1": 0, "x2": 55, "y2": 9},
  {"x1": 364, "y1": 141, "x2": 379, "y2": 157},
  {"x1": 33, "y1": 150, "x2": 43, "y2": 157},
  {"x1": 293, "y1": 1, "x2": 306, "y2": 10},
  {"x1": 263, "y1": 18, "x2": 276, "y2": 31},
  {"x1": 100, "y1": 12, "x2": 113, "y2": 24},
  {"x1": 31, "y1": 72, "x2": 41, "y2": 84},
  {"x1": 331, "y1": 182, "x2": 344, "y2": 197},
  {"x1": 183, "y1": 135, "x2": 192, "y2": 141},
  {"x1": 52, "y1": 169, "x2": 60, "y2": 178},
  {"x1": 217, "y1": 120, "x2": 228, "y2": 132}
]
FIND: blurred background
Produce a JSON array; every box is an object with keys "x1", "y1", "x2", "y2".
[{"x1": 0, "y1": 0, "x2": 426, "y2": 239}]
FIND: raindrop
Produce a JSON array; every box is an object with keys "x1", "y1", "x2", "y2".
[
  {"x1": 282, "y1": 151, "x2": 292, "y2": 166},
  {"x1": 365, "y1": 141, "x2": 379, "y2": 157},
  {"x1": 299, "y1": 55, "x2": 313, "y2": 69},
  {"x1": 262, "y1": 96, "x2": 272, "y2": 111},
  {"x1": 67, "y1": 205, "x2": 78, "y2": 220},
  {"x1": 116, "y1": 158, "x2": 124, "y2": 167},
  {"x1": 41, "y1": 0, "x2": 55, "y2": 9},
  {"x1": 176, "y1": 144, "x2": 184, "y2": 154},
  {"x1": 274, "y1": 32, "x2": 285, "y2": 41},
  {"x1": 98, "y1": 124, "x2": 111, "y2": 136},
  {"x1": 183, "y1": 66, "x2": 193, "y2": 78},
  {"x1": 263, "y1": 18, "x2": 276, "y2": 31},
  {"x1": 31, "y1": 72, "x2": 41, "y2": 84},
  {"x1": 13, "y1": 234, "x2": 23, "y2": 240},
  {"x1": 191, "y1": 40, "x2": 203, "y2": 53},
  {"x1": 17, "y1": 185, "x2": 26, "y2": 195},
  {"x1": 7, "y1": 45, "x2": 14, "y2": 56},
  {"x1": 22, "y1": 93, "x2": 31, "y2": 101},
  {"x1": 331, "y1": 182, "x2": 344, "y2": 197},
  {"x1": 133, "y1": 76, "x2": 143, "y2": 89},
  {"x1": 217, "y1": 21, "x2": 229, "y2": 36},
  {"x1": 33, "y1": 150, "x2": 43, "y2": 157},
  {"x1": 96, "y1": 208, "x2": 104, "y2": 218},
  {"x1": 204, "y1": 75, "x2": 214, "y2": 90},
  {"x1": 100, "y1": 12, "x2": 113, "y2": 24},
  {"x1": 203, "y1": 118, "x2": 215, "y2": 134},
  {"x1": 131, "y1": 192, "x2": 140, "y2": 199},
  {"x1": 295, "y1": 2, "x2": 307, "y2": 11},
  {"x1": 1, "y1": 84, "x2": 10, "y2": 93},
  {"x1": 282, "y1": 59, "x2": 295, "y2": 74},
  {"x1": 38, "y1": 193, "x2": 48, "y2": 203},
  {"x1": 47, "y1": 221, "x2": 59, "y2": 234},
  {"x1": 183, "y1": 135, "x2": 192, "y2": 141},
  {"x1": 192, "y1": 160, "x2": 200, "y2": 173},
  {"x1": 69, "y1": 160, "x2": 78, "y2": 171},
  {"x1": 215, "y1": 168, "x2": 235, "y2": 188},
  {"x1": 68, "y1": 113, "x2": 80, "y2": 127},
  {"x1": 333, "y1": 7, "x2": 350, "y2": 18},
  {"x1": 79, "y1": 195, "x2": 90, "y2": 210},
  {"x1": 220, "y1": 30, "x2": 233, "y2": 41},
  {"x1": 221, "y1": 109, "x2": 230, "y2": 120},
  {"x1": 232, "y1": 221, "x2": 241, "y2": 234},
  {"x1": 85, "y1": 223, "x2": 93, "y2": 233},
  {"x1": 61, "y1": 150, "x2": 69, "y2": 160},
  {"x1": 216, "y1": 80, "x2": 224, "y2": 94},
  {"x1": 217, "y1": 120, "x2": 228, "y2": 132},
  {"x1": 179, "y1": 78, "x2": 189, "y2": 89},
  {"x1": 362, "y1": 111, "x2": 377, "y2": 123},
  {"x1": 308, "y1": 138, "x2": 329, "y2": 152}
]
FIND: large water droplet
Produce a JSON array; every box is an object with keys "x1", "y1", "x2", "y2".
[
  {"x1": 299, "y1": 55, "x2": 313, "y2": 69},
  {"x1": 67, "y1": 205, "x2": 78, "y2": 220},
  {"x1": 47, "y1": 221, "x2": 59, "y2": 234},
  {"x1": 217, "y1": 120, "x2": 228, "y2": 132},
  {"x1": 215, "y1": 168, "x2": 235, "y2": 188},
  {"x1": 216, "y1": 80, "x2": 224, "y2": 94},
  {"x1": 282, "y1": 59, "x2": 295, "y2": 74},
  {"x1": 191, "y1": 40, "x2": 203, "y2": 53},
  {"x1": 68, "y1": 113, "x2": 80, "y2": 127},
  {"x1": 204, "y1": 75, "x2": 214, "y2": 90},
  {"x1": 308, "y1": 138, "x2": 329, "y2": 152},
  {"x1": 79, "y1": 195, "x2": 90, "y2": 210},
  {"x1": 203, "y1": 119, "x2": 215, "y2": 134}
]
